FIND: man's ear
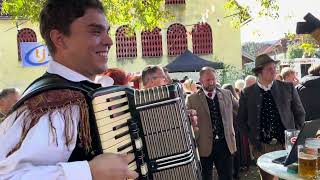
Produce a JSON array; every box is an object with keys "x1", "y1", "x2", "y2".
[{"x1": 50, "y1": 30, "x2": 67, "y2": 51}]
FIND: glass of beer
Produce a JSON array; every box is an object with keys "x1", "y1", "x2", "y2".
[
  {"x1": 285, "y1": 129, "x2": 300, "y2": 154},
  {"x1": 298, "y1": 144, "x2": 318, "y2": 179},
  {"x1": 305, "y1": 138, "x2": 320, "y2": 171}
]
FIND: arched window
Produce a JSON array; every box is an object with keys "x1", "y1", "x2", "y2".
[
  {"x1": 141, "y1": 27, "x2": 162, "y2": 57},
  {"x1": 192, "y1": 23, "x2": 213, "y2": 55},
  {"x1": 17, "y1": 28, "x2": 37, "y2": 61},
  {"x1": 167, "y1": 23, "x2": 187, "y2": 56},
  {"x1": 165, "y1": 0, "x2": 185, "y2": 4},
  {"x1": 115, "y1": 25, "x2": 137, "y2": 59}
]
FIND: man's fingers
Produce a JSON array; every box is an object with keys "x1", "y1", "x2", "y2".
[
  {"x1": 187, "y1": 109, "x2": 197, "y2": 116},
  {"x1": 126, "y1": 169, "x2": 139, "y2": 179},
  {"x1": 122, "y1": 153, "x2": 135, "y2": 163}
]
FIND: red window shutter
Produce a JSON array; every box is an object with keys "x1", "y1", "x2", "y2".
[
  {"x1": 17, "y1": 28, "x2": 37, "y2": 61},
  {"x1": 141, "y1": 27, "x2": 163, "y2": 57},
  {"x1": 167, "y1": 23, "x2": 187, "y2": 56},
  {"x1": 192, "y1": 23, "x2": 213, "y2": 55},
  {"x1": 165, "y1": 0, "x2": 185, "y2": 5},
  {"x1": 116, "y1": 25, "x2": 137, "y2": 59}
]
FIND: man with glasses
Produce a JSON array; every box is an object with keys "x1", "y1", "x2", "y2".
[{"x1": 141, "y1": 65, "x2": 169, "y2": 88}]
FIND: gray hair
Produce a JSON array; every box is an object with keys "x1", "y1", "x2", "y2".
[{"x1": 141, "y1": 65, "x2": 163, "y2": 86}]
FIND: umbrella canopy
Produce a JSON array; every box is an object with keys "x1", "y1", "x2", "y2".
[{"x1": 164, "y1": 50, "x2": 223, "y2": 72}]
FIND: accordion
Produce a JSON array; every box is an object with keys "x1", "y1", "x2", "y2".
[{"x1": 90, "y1": 83, "x2": 202, "y2": 180}]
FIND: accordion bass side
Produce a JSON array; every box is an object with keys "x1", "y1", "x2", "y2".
[{"x1": 90, "y1": 83, "x2": 202, "y2": 180}]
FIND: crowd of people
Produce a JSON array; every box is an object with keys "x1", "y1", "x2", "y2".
[{"x1": 0, "y1": 0, "x2": 320, "y2": 180}]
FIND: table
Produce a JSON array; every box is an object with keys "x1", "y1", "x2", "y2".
[{"x1": 257, "y1": 150, "x2": 306, "y2": 180}]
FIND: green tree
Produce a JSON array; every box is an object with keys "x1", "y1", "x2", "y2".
[
  {"x1": 224, "y1": 0, "x2": 280, "y2": 28},
  {"x1": 219, "y1": 64, "x2": 243, "y2": 85},
  {"x1": 287, "y1": 45, "x2": 304, "y2": 59},
  {"x1": 1, "y1": 0, "x2": 281, "y2": 30},
  {"x1": 285, "y1": 33, "x2": 319, "y2": 58},
  {"x1": 1, "y1": 0, "x2": 171, "y2": 31}
]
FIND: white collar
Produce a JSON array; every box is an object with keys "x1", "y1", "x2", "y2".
[
  {"x1": 203, "y1": 88, "x2": 216, "y2": 99},
  {"x1": 257, "y1": 80, "x2": 273, "y2": 91},
  {"x1": 47, "y1": 60, "x2": 93, "y2": 82},
  {"x1": 47, "y1": 60, "x2": 113, "y2": 87}
]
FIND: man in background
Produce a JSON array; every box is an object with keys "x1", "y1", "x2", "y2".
[
  {"x1": 281, "y1": 67, "x2": 299, "y2": 86},
  {"x1": 187, "y1": 67, "x2": 238, "y2": 180},
  {"x1": 238, "y1": 54, "x2": 305, "y2": 180},
  {"x1": 0, "y1": 88, "x2": 20, "y2": 120}
]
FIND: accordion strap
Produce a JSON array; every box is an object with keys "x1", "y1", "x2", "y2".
[{"x1": 11, "y1": 73, "x2": 99, "y2": 113}]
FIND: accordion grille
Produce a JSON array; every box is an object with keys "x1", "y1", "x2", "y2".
[{"x1": 135, "y1": 85, "x2": 192, "y2": 160}]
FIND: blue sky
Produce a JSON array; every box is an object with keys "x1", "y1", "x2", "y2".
[{"x1": 240, "y1": 0, "x2": 320, "y2": 43}]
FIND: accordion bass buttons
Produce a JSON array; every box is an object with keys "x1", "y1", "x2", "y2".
[
  {"x1": 140, "y1": 163, "x2": 148, "y2": 176},
  {"x1": 135, "y1": 138, "x2": 143, "y2": 150}
]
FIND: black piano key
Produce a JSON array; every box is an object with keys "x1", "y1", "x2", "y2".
[{"x1": 117, "y1": 142, "x2": 132, "y2": 152}]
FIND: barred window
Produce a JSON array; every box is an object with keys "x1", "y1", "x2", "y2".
[
  {"x1": 167, "y1": 23, "x2": 187, "y2": 56},
  {"x1": 192, "y1": 23, "x2": 213, "y2": 55},
  {"x1": 165, "y1": 0, "x2": 185, "y2": 5},
  {"x1": 141, "y1": 27, "x2": 162, "y2": 57},
  {"x1": 17, "y1": 28, "x2": 37, "y2": 61},
  {"x1": 115, "y1": 25, "x2": 137, "y2": 59}
]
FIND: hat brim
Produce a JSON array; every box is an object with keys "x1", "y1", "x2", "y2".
[{"x1": 252, "y1": 60, "x2": 279, "y2": 73}]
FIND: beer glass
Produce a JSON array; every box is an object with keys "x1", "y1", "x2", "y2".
[
  {"x1": 285, "y1": 129, "x2": 300, "y2": 154},
  {"x1": 298, "y1": 144, "x2": 318, "y2": 178},
  {"x1": 305, "y1": 138, "x2": 320, "y2": 171}
]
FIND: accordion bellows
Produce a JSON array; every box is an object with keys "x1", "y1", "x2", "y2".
[{"x1": 91, "y1": 83, "x2": 202, "y2": 180}]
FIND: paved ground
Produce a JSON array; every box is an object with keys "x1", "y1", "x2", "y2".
[{"x1": 239, "y1": 165, "x2": 260, "y2": 180}]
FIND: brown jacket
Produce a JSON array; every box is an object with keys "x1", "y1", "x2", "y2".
[
  {"x1": 237, "y1": 80, "x2": 305, "y2": 148},
  {"x1": 186, "y1": 88, "x2": 238, "y2": 157}
]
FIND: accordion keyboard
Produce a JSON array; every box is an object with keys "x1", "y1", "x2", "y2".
[
  {"x1": 91, "y1": 84, "x2": 201, "y2": 180},
  {"x1": 92, "y1": 90, "x2": 140, "y2": 173}
]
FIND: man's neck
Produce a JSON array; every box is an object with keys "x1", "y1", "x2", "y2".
[
  {"x1": 258, "y1": 78, "x2": 273, "y2": 87},
  {"x1": 52, "y1": 58, "x2": 96, "y2": 81}
]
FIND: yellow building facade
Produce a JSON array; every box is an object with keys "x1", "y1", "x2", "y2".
[{"x1": 0, "y1": 0, "x2": 241, "y2": 90}]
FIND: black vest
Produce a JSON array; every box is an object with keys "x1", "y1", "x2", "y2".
[
  {"x1": 259, "y1": 88, "x2": 285, "y2": 144},
  {"x1": 206, "y1": 95, "x2": 225, "y2": 140}
]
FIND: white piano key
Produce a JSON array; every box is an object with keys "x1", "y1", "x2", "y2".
[
  {"x1": 93, "y1": 97, "x2": 128, "y2": 112},
  {"x1": 94, "y1": 105, "x2": 129, "y2": 120},
  {"x1": 96, "y1": 112, "x2": 131, "y2": 127},
  {"x1": 92, "y1": 91, "x2": 126, "y2": 104},
  {"x1": 99, "y1": 126, "x2": 129, "y2": 141}
]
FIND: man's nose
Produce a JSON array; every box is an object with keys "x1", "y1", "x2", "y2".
[{"x1": 103, "y1": 34, "x2": 113, "y2": 47}]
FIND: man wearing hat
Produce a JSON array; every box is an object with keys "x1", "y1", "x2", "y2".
[{"x1": 237, "y1": 54, "x2": 305, "y2": 180}]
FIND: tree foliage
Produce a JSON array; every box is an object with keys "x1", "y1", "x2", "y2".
[
  {"x1": 1, "y1": 0, "x2": 282, "y2": 31},
  {"x1": 1, "y1": 0, "x2": 171, "y2": 31},
  {"x1": 285, "y1": 33, "x2": 319, "y2": 58},
  {"x1": 224, "y1": 0, "x2": 280, "y2": 28}
]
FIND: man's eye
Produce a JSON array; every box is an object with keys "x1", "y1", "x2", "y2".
[{"x1": 92, "y1": 31, "x2": 101, "y2": 35}]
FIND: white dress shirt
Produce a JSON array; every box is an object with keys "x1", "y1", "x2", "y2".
[
  {"x1": 203, "y1": 89, "x2": 216, "y2": 99},
  {"x1": 257, "y1": 80, "x2": 273, "y2": 91},
  {"x1": 0, "y1": 61, "x2": 113, "y2": 180}
]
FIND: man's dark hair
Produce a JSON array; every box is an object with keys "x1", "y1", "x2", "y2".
[
  {"x1": 141, "y1": 65, "x2": 163, "y2": 86},
  {"x1": 40, "y1": 0, "x2": 104, "y2": 54}
]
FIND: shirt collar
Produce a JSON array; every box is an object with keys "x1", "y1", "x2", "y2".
[
  {"x1": 257, "y1": 80, "x2": 273, "y2": 91},
  {"x1": 47, "y1": 60, "x2": 93, "y2": 82},
  {"x1": 203, "y1": 88, "x2": 216, "y2": 99},
  {"x1": 47, "y1": 60, "x2": 113, "y2": 87}
]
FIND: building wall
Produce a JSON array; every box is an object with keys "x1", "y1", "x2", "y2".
[
  {"x1": 0, "y1": 20, "x2": 46, "y2": 90},
  {"x1": 0, "y1": 0, "x2": 241, "y2": 90}
]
